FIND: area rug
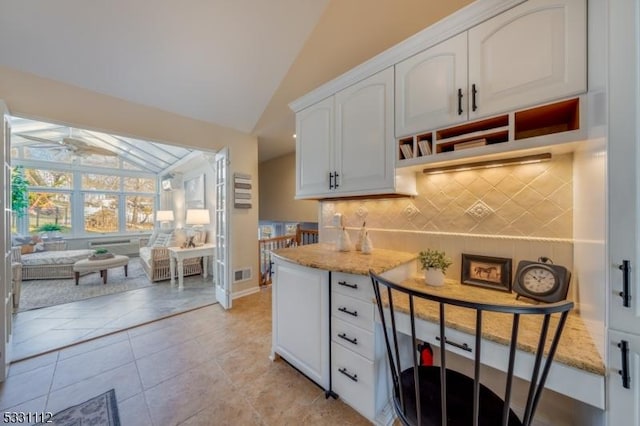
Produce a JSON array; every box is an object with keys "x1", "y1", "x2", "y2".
[
  {"x1": 18, "y1": 257, "x2": 152, "y2": 312},
  {"x1": 35, "y1": 389, "x2": 120, "y2": 426}
]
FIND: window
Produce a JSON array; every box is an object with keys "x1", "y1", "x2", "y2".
[
  {"x1": 25, "y1": 169, "x2": 73, "y2": 234},
  {"x1": 82, "y1": 174, "x2": 120, "y2": 191},
  {"x1": 126, "y1": 196, "x2": 154, "y2": 231},
  {"x1": 28, "y1": 192, "x2": 71, "y2": 234},
  {"x1": 84, "y1": 194, "x2": 119, "y2": 233}
]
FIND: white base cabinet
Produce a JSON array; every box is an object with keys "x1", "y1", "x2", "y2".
[
  {"x1": 330, "y1": 272, "x2": 392, "y2": 425},
  {"x1": 607, "y1": 330, "x2": 640, "y2": 426},
  {"x1": 271, "y1": 259, "x2": 330, "y2": 390}
]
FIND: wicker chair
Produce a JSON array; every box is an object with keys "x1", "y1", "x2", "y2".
[{"x1": 139, "y1": 238, "x2": 203, "y2": 282}]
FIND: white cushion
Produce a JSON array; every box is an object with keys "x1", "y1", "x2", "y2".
[
  {"x1": 146, "y1": 230, "x2": 159, "y2": 247},
  {"x1": 20, "y1": 249, "x2": 93, "y2": 266},
  {"x1": 152, "y1": 232, "x2": 173, "y2": 247}
]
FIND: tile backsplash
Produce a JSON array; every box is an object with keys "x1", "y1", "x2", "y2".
[
  {"x1": 319, "y1": 153, "x2": 575, "y2": 299},
  {"x1": 322, "y1": 153, "x2": 573, "y2": 238}
]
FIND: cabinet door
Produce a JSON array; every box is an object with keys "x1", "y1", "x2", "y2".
[
  {"x1": 395, "y1": 32, "x2": 468, "y2": 137},
  {"x1": 272, "y1": 260, "x2": 330, "y2": 389},
  {"x1": 468, "y1": 0, "x2": 586, "y2": 119},
  {"x1": 608, "y1": 330, "x2": 640, "y2": 426},
  {"x1": 334, "y1": 67, "x2": 395, "y2": 196},
  {"x1": 295, "y1": 96, "x2": 334, "y2": 198},
  {"x1": 608, "y1": 0, "x2": 640, "y2": 335}
]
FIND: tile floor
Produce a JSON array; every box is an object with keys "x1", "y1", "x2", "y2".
[
  {"x1": 12, "y1": 275, "x2": 217, "y2": 361},
  {"x1": 1, "y1": 288, "x2": 370, "y2": 426}
]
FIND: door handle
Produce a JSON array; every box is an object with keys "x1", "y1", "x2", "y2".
[
  {"x1": 329, "y1": 172, "x2": 334, "y2": 190},
  {"x1": 457, "y1": 88, "x2": 463, "y2": 115},
  {"x1": 471, "y1": 84, "x2": 478, "y2": 112},
  {"x1": 618, "y1": 260, "x2": 632, "y2": 307},
  {"x1": 618, "y1": 340, "x2": 631, "y2": 389}
]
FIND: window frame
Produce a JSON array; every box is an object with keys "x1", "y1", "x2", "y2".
[{"x1": 13, "y1": 158, "x2": 159, "y2": 237}]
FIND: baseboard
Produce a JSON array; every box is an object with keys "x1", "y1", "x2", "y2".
[{"x1": 232, "y1": 286, "x2": 260, "y2": 299}]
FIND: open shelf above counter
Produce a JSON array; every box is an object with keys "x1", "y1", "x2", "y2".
[{"x1": 397, "y1": 97, "x2": 585, "y2": 172}]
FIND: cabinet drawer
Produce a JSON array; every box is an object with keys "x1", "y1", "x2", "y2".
[
  {"x1": 332, "y1": 343, "x2": 375, "y2": 420},
  {"x1": 332, "y1": 272, "x2": 373, "y2": 302},
  {"x1": 332, "y1": 316, "x2": 374, "y2": 360},
  {"x1": 332, "y1": 292, "x2": 374, "y2": 332}
]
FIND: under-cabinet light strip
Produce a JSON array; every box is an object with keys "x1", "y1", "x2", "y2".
[{"x1": 422, "y1": 153, "x2": 552, "y2": 174}]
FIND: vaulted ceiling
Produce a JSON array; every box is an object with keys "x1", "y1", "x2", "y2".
[{"x1": 0, "y1": 0, "x2": 473, "y2": 162}]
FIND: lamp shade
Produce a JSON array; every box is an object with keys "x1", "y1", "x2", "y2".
[
  {"x1": 156, "y1": 210, "x2": 174, "y2": 222},
  {"x1": 186, "y1": 209, "x2": 210, "y2": 226}
]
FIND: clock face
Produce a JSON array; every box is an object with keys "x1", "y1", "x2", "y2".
[
  {"x1": 513, "y1": 260, "x2": 571, "y2": 303},
  {"x1": 521, "y1": 266, "x2": 557, "y2": 295}
]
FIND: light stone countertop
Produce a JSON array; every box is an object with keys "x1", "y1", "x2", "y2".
[
  {"x1": 271, "y1": 243, "x2": 417, "y2": 275},
  {"x1": 272, "y1": 243, "x2": 605, "y2": 376},
  {"x1": 389, "y1": 277, "x2": 606, "y2": 376}
]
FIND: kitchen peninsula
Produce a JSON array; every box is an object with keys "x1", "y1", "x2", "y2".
[{"x1": 270, "y1": 244, "x2": 605, "y2": 424}]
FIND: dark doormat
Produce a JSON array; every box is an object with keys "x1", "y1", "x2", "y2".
[{"x1": 34, "y1": 389, "x2": 120, "y2": 426}]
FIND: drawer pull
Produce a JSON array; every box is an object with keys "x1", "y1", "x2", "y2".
[
  {"x1": 436, "y1": 335, "x2": 472, "y2": 352},
  {"x1": 338, "y1": 307, "x2": 358, "y2": 317},
  {"x1": 338, "y1": 333, "x2": 358, "y2": 345},
  {"x1": 618, "y1": 340, "x2": 631, "y2": 389},
  {"x1": 338, "y1": 281, "x2": 358, "y2": 289},
  {"x1": 338, "y1": 367, "x2": 358, "y2": 382}
]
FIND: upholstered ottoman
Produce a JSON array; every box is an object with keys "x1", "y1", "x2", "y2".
[{"x1": 73, "y1": 255, "x2": 129, "y2": 285}]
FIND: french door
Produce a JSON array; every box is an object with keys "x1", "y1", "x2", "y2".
[
  {"x1": 214, "y1": 147, "x2": 231, "y2": 309},
  {"x1": 1, "y1": 101, "x2": 13, "y2": 380}
]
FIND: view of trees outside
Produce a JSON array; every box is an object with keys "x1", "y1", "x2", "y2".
[
  {"x1": 84, "y1": 194, "x2": 119, "y2": 233},
  {"x1": 124, "y1": 177, "x2": 155, "y2": 232},
  {"x1": 25, "y1": 169, "x2": 73, "y2": 233},
  {"x1": 21, "y1": 169, "x2": 157, "y2": 234}
]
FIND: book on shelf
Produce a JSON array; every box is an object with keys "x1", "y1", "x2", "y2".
[
  {"x1": 417, "y1": 140, "x2": 432, "y2": 156},
  {"x1": 453, "y1": 138, "x2": 487, "y2": 151},
  {"x1": 400, "y1": 144, "x2": 413, "y2": 160}
]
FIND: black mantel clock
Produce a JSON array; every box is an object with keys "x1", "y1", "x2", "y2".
[{"x1": 513, "y1": 257, "x2": 571, "y2": 303}]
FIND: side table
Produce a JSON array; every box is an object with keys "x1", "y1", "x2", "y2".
[{"x1": 168, "y1": 244, "x2": 215, "y2": 290}]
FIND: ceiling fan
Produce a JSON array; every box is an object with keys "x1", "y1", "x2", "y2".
[
  {"x1": 60, "y1": 137, "x2": 117, "y2": 157},
  {"x1": 15, "y1": 133, "x2": 117, "y2": 157}
]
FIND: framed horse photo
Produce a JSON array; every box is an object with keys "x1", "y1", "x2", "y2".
[{"x1": 461, "y1": 253, "x2": 512, "y2": 292}]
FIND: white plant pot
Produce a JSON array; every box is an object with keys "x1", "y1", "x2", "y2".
[{"x1": 424, "y1": 268, "x2": 445, "y2": 287}]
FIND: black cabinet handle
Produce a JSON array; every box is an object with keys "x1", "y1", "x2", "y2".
[
  {"x1": 618, "y1": 340, "x2": 631, "y2": 389},
  {"x1": 338, "y1": 333, "x2": 358, "y2": 345},
  {"x1": 329, "y1": 172, "x2": 334, "y2": 190},
  {"x1": 334, "y1": 171, "x2": 339, "y2": 188},
  {"x1": 338, "y1": 281, "x2": 358, "y2": 289},
  {"x1": 472, "y1": 84, "x2": 478, "y2": 112},
  {"x1": 457, "y1": 88, "x2": 463, "y2": 115},
  {"x1": 436, "y1": 335, "x2": 472, "y2": 352},
  {"x1": 338, "y1": 367, "x2": 358, "y2": 382},
  {"x1": 338, "y1": 306, "x2": 358, "y2": 317},
  {"x1": 619, "y1": 260, "x2": 632, "y2": 307}
]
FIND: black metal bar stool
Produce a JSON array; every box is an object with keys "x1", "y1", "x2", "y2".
[{"x1": 369, "y1": 270, "x2": 573, "y2": 426}]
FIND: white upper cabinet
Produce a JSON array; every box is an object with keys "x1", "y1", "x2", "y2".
[
  {"x1": 395, "y1": 33, "x2": 468, "y2": 138},
  {"x1": 334, "y1": 67, "x2": 395, "y2": 196},
  {"x1": 296, "y1": 68, "x2": 415, "y2": 199},
  {"x1": 467, "y1": 0, "x2": 587, "y2": 120},
  {"x1": 295, "y1": 96, "x2": 334, "y2": 198}
]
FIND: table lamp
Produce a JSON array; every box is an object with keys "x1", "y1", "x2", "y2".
[
  {"x1": 156, "y1": 210, "x2": 174, "y2": 230},
  {"x1": 185, "y1": 209, "x2": 210, "y2": 245}
]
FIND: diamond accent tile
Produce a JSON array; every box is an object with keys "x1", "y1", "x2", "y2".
[
  {"x1": 355, "y1": 205, "x2": 368, "y2": 219},
  {"x1": 403, "y1": 203, "x2": 420, "y2": 219},
  {"x1": 466, "y1": 201, "x2": 494, "y2": 219}
]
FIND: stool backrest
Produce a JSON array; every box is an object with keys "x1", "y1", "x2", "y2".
[{"x1": 369, "y1": 270, "x2": 573, "y2": 426}]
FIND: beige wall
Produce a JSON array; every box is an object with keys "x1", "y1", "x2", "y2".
[
  {"x1": 0, "y1": 66, "x2": 261, "y2": 294},
  {"x1": 258, "y1": 153, "x2": 318, "y2": 222}
]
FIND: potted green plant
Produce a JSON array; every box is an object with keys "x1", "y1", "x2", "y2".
[
  {"x1": 36, "y1": 223, "x2": 63, "y2": 240},
  {"x1": 11, "y1": 165, "x2": 29, "y2": 218},
  {"x1": 419, "y1": 249, "x2": 452, "y2": 287}
]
